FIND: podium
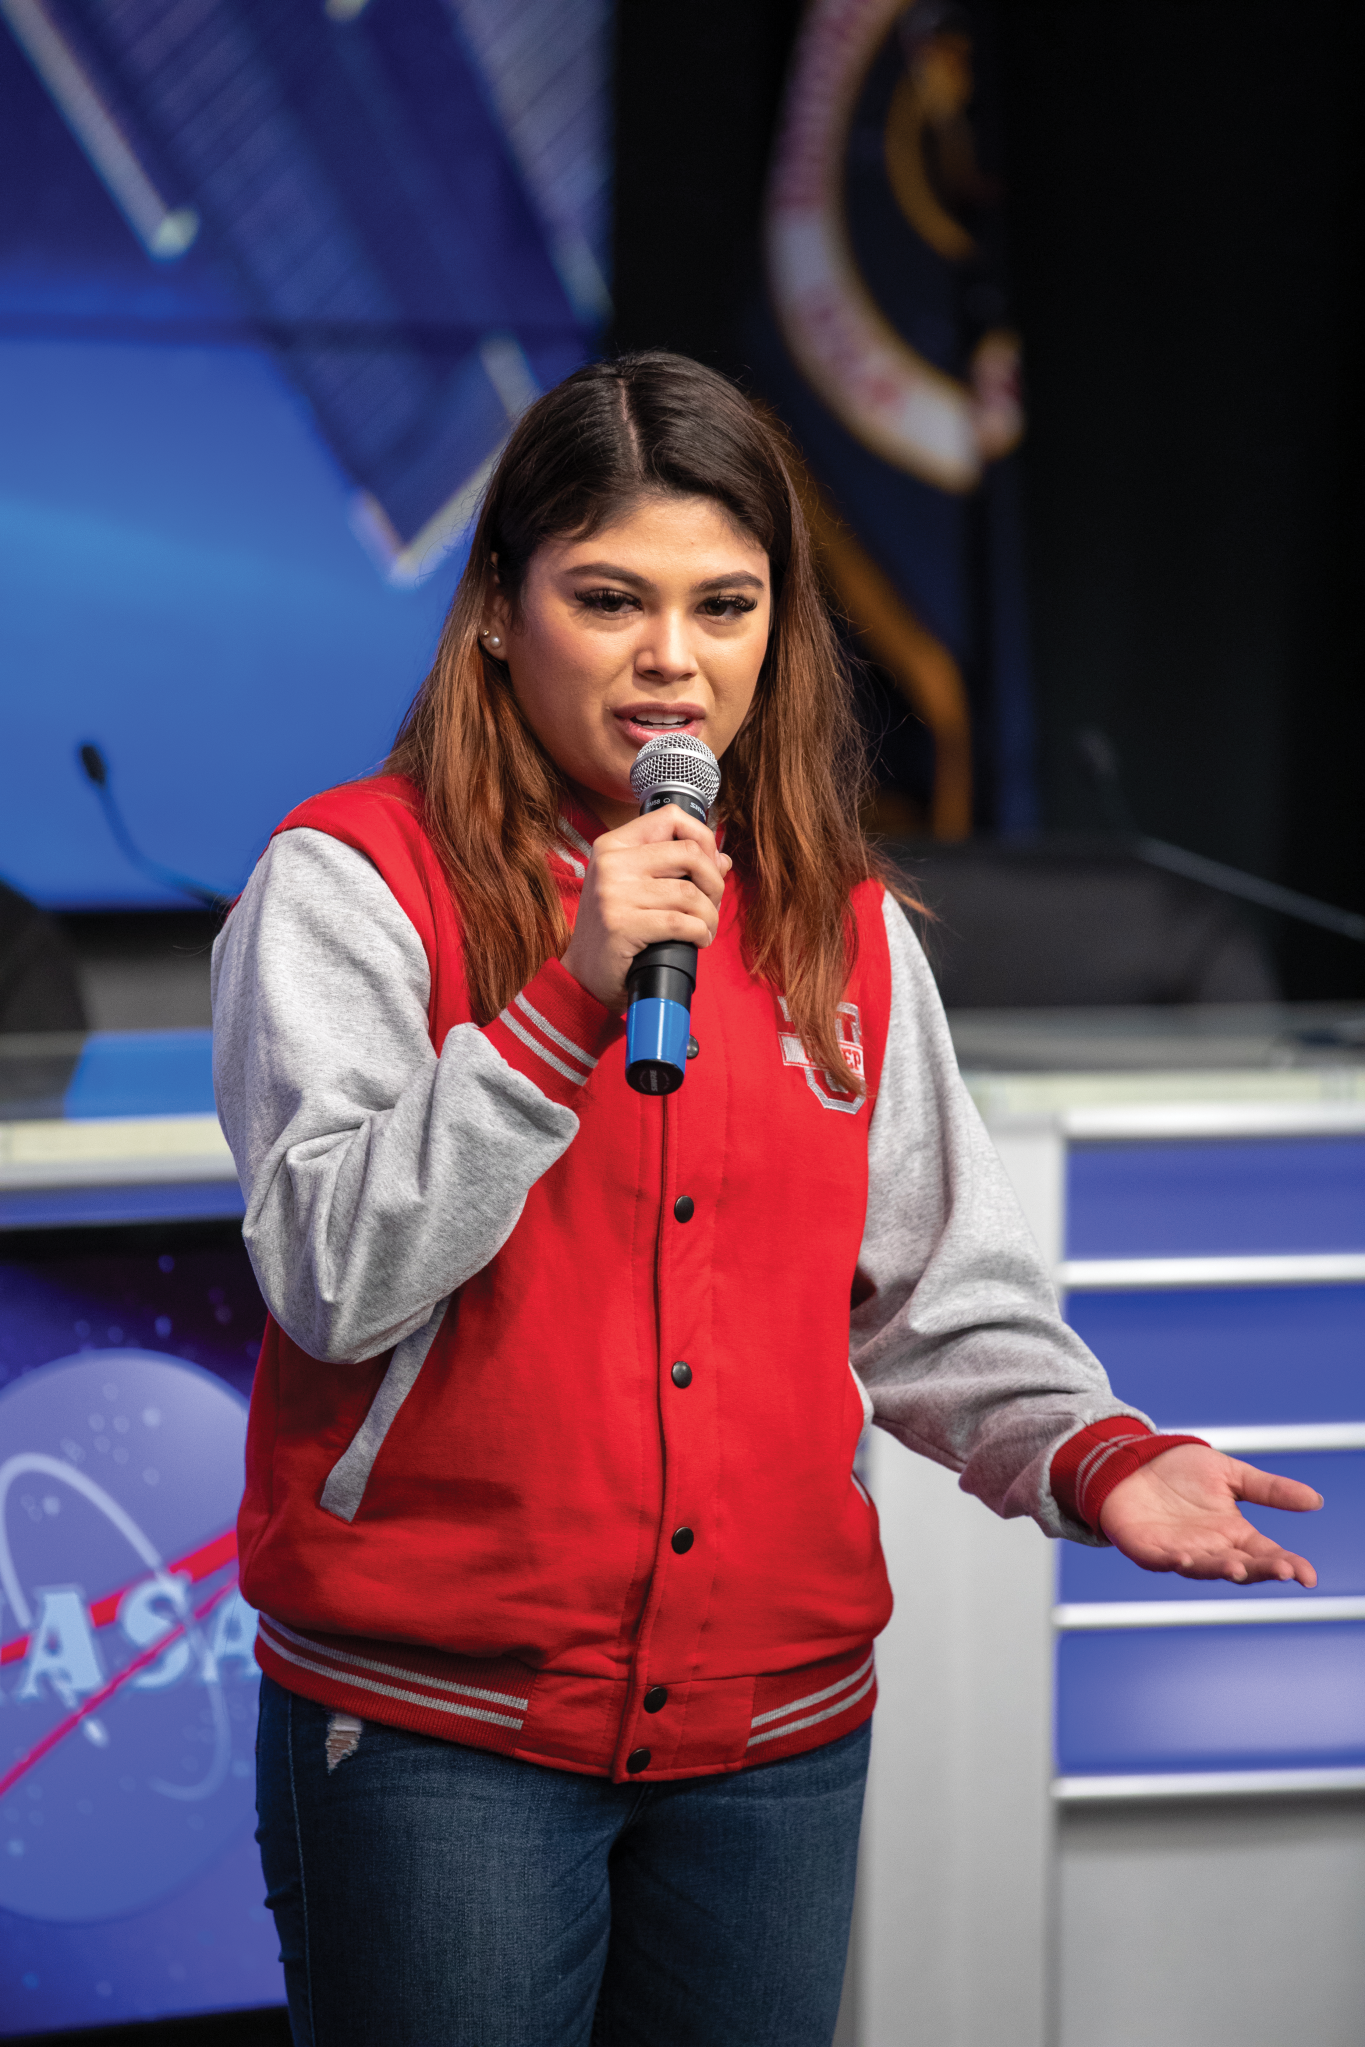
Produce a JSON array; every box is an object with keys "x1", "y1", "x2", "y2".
[
  {"x1": 848, "y1": 1005, "x2": 1365, "y2": 2047},
  {"x1": 0, "y1": 1031, "x2": 279, "y2": 2038}
]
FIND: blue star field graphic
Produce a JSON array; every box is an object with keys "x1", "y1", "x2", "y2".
[{"x1": 0, "y1": 1234, "x2": 275, "y2": 2033}]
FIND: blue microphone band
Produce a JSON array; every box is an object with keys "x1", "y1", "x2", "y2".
[{"x1": 625, "y1": 996, "x2": 692, "y2": 1094}]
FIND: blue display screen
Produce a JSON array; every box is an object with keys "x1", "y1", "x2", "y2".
[
  {"x1": 1057, "y1": 1622, "x2": 1365, "y2": 1777},
  {"x1": 1064, "y1": 1285, "x2": 1365, "y2": 1432},
  {"x1": 0, "y1": 3, "x2": 594, "y2": 910},
  {"x1": 1059, "y1": 1130, "x2": 1365, "y2": 1785},
  {"x1": 1066, "y1": 1138, "x2": 1365, "y2": 1258},
  {"x1": 0, "y1": 1226, "x2": 279, "y2": 2036}
]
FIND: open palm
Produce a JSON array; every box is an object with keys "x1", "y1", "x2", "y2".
[{"x1": 1099, "y1": 1444, "x2": 1321, "y2": 1587}]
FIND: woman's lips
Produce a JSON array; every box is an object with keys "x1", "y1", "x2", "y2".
[{"x1": 616, "y1": 713, "x2": 703, "y2": 748}]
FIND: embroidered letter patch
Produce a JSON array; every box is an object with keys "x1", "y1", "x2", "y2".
[{"x1": 777, "y1": 999, "x2": 865, "y2": 1114}]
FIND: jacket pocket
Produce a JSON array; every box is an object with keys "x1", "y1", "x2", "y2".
[{"x1": 318, "y1": 1297, "x2": 450, "y2": 1522}]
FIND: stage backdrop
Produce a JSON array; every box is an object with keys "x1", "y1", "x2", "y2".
[{"x1": 0, "y1": 0, "x2": 610, "y2": 909}]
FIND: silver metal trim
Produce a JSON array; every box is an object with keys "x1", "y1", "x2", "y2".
[
  {"x1": 1055, "y1": 1597, "x2": 1365, "y2": 1631},
  {"x1": 1059, "y1": 1253, "x2": 1365, "y2": 1291},
  {"x1": 0, "y1": 1114, "x2": 238, "y2": 1190},
  {"x1": 1055, "y1": 1767, "x2": 1365, "y2": 1803},
  {"x1": 1063, "y1": 1103, "x2": 1365, "y2": 1141},
  {"x1": 1199, "y1": 1422, "x2": 1365, "y2": 1453}
]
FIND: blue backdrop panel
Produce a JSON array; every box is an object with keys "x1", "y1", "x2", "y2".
[
  {"x1": 63, "y1": 1031, "x2": 216, "y2": 1120},
  {"x1": 0, "y1": 1, "x2": 605, "y2": 908},
  {"x1": 0, "y1": 328, "x2": 455, "y2": 907},
  {"x1": 1064, "y1": 1286, "x2": 1365, "y2": 1431},
  {"x1": 1066, "y1": 1138, "x2": 1365, "y2": 1258},
  {"x1": 1057, "y1": 1622, "x2": 1365, "y2": 1777},
  {"x1": 0, "y1": 1235, "x2": 274, "y2": 2035},
  {"x1": 0, "y1": 1186, "x2": 246, "y2": 1232},
  {"x1": 1058, "y1": 1450, "x2": 1364, "y2": 1605},
  {"x1": 23, "y1": 0, "x2": 586, "y2": 549},
  {"x1": 0, "y1": 1033, "x2": 237, "y2": 1227}
]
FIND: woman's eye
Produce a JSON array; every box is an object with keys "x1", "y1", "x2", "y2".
[
  {"x1": 577, "y1": 588, "x2": 637, "y2": 614},
  {"x1": 700, "y1": 595, "x2": 758, "y2": 619}
]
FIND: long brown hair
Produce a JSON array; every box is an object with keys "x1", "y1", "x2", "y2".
[{"x1": 387, "y1": 351, "x2": 906, "y2": 1090}]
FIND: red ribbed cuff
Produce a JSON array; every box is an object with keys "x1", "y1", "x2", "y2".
[
  {"x1": 1052, "y1": 1417, "x2": 1211, "y2": 1532},
  {"x1": 482, "y1": 957, "x2": 624, "y2": 1109}
]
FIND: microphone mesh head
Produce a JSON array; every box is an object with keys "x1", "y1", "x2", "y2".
[{"x1": 629, "y1": 732, "x2": 721, "y2": 812}]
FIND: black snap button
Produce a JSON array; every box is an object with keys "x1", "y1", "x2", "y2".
[
  {"x1": 626, "y1": 1747, "x2": 651, "y2": 1773},
  {"x1": 671, "y1": 1526, "x2": 694, "y2": 1554},
  {"x1": 674, "y1": 1195, "x2": 694, "y2": 1223},
  {"x1": 687, "y1": 1036, "x2": 699, "y2": 1059},
  {"x1": 643, "y1": 1686, "x2": 668, "y2": 1713},
  {"x1": 671, "y1": 1360, "x2": 693, "y2": 1388}
]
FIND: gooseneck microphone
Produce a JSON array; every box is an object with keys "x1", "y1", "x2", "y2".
[{"x1": 624, "y1": 733, "x2": 722, "y2": 1096}]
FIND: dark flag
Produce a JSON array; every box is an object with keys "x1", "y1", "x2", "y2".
[{"x1": 747, "y1": 0, "x2": 1034, "y2": 838}]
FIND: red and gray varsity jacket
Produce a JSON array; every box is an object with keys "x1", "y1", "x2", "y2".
[{"x1": 212, "y1": 777, "x2": 1180, "y2": 1784}]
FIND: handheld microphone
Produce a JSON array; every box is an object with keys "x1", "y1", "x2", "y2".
[{"x1": 624, "y1": 733, "x2": 722, "y2": 1096}]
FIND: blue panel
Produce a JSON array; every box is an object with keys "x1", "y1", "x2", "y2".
[
  {"x1": 1066, "y1": 1139, "x2": 1365, "y2": 1257},
  {"x1": 1058, "y1": 1451, "x2": 1362, "y2": 1603},
  {"x1": 0, "y1": 1232, "x2": 273, "y2": 2035},
  {"x1": 0, "y1": 336, "x2": 456, "y2": 910},
  {"x1": 1065, "y1": 1286, "x2": 1365, "y2": 1429},
  {"x1": 1057, "y1": 1622, "x2": 1365, "y2": 1775},
  {"x1": 0, "y1": 8, "x2": 599, "y2": 911},
  {"x1": 0, "y1": 1184, "x2": 244, "y2": 1232},
  {"x1": 63, "y1": 1031, "x2": 215, "y2": 1118}
]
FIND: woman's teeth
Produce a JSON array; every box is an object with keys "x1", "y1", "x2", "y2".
[{"x1": 634, "y1": 715, "x2": 689, "y2": 727}]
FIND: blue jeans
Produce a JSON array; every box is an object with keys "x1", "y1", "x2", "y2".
[{"x1": 256, "y1": 1675, "x2": 869, "y2": 2046}]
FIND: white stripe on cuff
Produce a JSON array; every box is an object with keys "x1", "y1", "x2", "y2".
[
  {"x1": 497, "y1": 1007, "x2": 588, "y2": 1085},
  {"x1": 513, "y1": 992, "x2": 597, "y2": 1073},
  {"x1": 1074, "y1": 1435, "x2": 1140, "y2": 1513}
]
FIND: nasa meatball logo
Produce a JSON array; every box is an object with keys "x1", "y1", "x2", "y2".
[{"x1": 0, "y1": 1352, "x2": 257, "y2": 1923}]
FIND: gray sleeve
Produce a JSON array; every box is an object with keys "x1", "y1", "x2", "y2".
[
  {"x1": 211, "y1": 828, "x2": 578, "y2": 1363},
  {"x1": 851, "y1": 893, "x2": 1149, "y2": 1542}
]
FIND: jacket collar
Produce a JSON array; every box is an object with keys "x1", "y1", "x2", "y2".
[
  {"x1": 549, "y1": 795, "x2": 603, "y2": 885},
  {"x1": 550, "y1": 791, "x2": 726, "y2": 889}
]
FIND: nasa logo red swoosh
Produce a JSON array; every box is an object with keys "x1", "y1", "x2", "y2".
[
  {"x1": 0, "y1": 1527, "x2": 238, "y2": 1667},
  {"x1": 0, "y1": 1351, "x2": 260, "y2": 1924},
  {"x1": 0, "y1": 1577, "x2": 238, "y2": 1801}
]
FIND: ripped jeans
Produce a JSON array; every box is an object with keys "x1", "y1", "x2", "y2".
[{"x1": 255, "y1": 1675, "x2": 868, "y2": 2047}]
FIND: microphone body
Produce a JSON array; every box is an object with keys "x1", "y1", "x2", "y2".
[{"x1": 624, "y1": 734, "x2": 722, "y2": 1096}]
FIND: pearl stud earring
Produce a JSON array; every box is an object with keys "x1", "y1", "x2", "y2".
[{"x1": 482, "y1": 629, "x2": 501, "y2": 648}]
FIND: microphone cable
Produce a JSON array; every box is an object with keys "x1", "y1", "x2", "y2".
[
  {"x1": 1074, "y1": 727, "x2": 1365, "y2": 945},
  {"x1": 76, "y1": 742, "x2": 228, "y2": 910}
]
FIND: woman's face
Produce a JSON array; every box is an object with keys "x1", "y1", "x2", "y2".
[{"x1": 488, "y1": 492, "x2": 772, "y2": 830}]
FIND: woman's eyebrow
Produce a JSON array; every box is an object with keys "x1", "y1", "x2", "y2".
[
  {"x1": 564, "y1": 560, "x2": 652, "y2": 588},
  {"x1": 561, "y1": 562, "x2": 765, "y2": 594},
  {"x1": 693, "y1": 572, "x2": 766, "y2": 593}
]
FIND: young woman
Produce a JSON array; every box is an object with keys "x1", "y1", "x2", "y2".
[{"x1": 212, "y1": 352, "x2": 1318, "y2": 2047}]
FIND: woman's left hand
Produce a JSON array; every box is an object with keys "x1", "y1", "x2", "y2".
[{"x1": 1098, "y1": 1444, "x2": 1321, "y2": 1587}]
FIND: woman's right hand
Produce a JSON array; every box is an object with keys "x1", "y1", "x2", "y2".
[{"x1": 562, "y1": 806, "x2": 732, "y2": 1013}]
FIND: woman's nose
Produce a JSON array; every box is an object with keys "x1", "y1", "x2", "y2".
[{"x1": 635, "y1": 611, "x2": 696, "y2": 680}]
